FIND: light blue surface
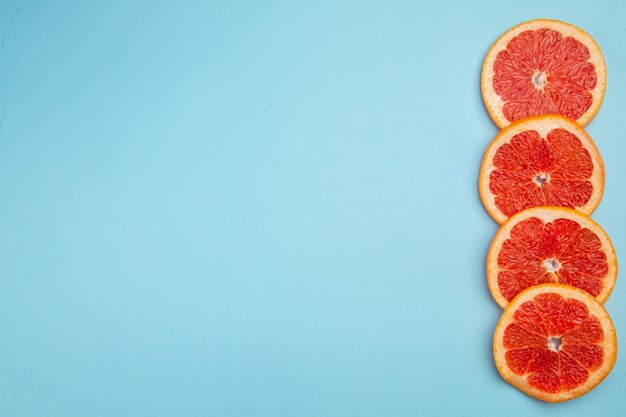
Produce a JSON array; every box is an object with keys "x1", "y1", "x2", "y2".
[{"x1": 0, "y1": 1, "x2": 625, "y2": 416}]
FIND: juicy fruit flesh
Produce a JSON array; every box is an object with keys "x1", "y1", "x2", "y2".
[
  {"x1": 493, "y1": 28, "x2": 598, "y2": 123},
  {"x1": 490, "y1": 128, "x2": 594, "y2": 217},
  {"x1": 497, "y1": 216, "x2": 607, "y2": 302},
  {"x1": 503, "y1": 292, "x2": 604, "y2": 393}
]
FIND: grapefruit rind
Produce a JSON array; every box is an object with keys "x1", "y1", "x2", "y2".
[
  {"x1": 493, "y1": 283, "x2": 617, "y2": 402},
  {"x1": 486, "y1": 206, "x2": 617, "y2": 309},
  {"x1": 478, "y1": 114, "x2": 605, "y2": 224},
  {"x1": 481, "y1": 19, "x2": 606, "y2": 129}
]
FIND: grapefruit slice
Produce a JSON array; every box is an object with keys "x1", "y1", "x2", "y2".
[
  {"x1": 493, "y1": 284, "x2": 617, "y2": 402},
  {"x1": 478, "y1": 114, "x2": 604, "y2": 224},
  {"x1": 487, "y1": 207, "x2": 617, "y2": 309},
  {"x1": 482, "y1": 19, "x2": 606, "y2": 128}
]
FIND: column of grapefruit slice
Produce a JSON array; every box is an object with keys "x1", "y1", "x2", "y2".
[
  {"x1": 482, "y1": 19, "x2": 606, "y2": 128},
  {"x1": 487, "y1": 206, "x2": 617, "y2": 309},
  {"x1": 482, "y1": 19, "x2": 617, "y2": 403},
  {"x1": 493, "y1": 284, "x2": 617, "y2": 402},
  {"x1": 479, "y1": 114, "x2": 604, "y2": 224}
]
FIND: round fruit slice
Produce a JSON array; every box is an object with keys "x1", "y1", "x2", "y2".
[
  {"x1": 494, "y1": 284, "x2": 617, "y2": 402},
  {"x1": 479, "y1": 114, "x2": 604, "y2": 224},
  {"x1": 487, "y1": 206, "x2": 617, "y2": 309},
  {"x1": 482, "y1": 19, "x2": 606, "y2": 128}
]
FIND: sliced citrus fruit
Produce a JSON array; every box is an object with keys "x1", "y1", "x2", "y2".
[
  {"x1": 494, "y1": 283, "x2": 617, "y2": 402},
  {"x1": 487, "y1": 206, "x2": 617, "y2": 309},
  {"x1": 482, "y1": 19, "x2": 606, "y2": 128},
  {"x1": 479, "y1": 114, "x2": 604, "y2": 224}
]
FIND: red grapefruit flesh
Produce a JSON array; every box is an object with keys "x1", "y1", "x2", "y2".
[
  {"x1": 482, "y1": 19, "x2": 606, "y2": 128},
  {"x1": 479, "y1": 115, "x2": 604, "y2": 224},
  {"x1": 487, "y1": 207, "x2": 617, "y2": 308},
  {"x1": 494, "y1": 284, "x2": 617, "y2": 402}
]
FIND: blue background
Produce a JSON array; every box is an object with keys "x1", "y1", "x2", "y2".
[{"x1": 1, "y1": 1, "x2": 625, "y2": 416}]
